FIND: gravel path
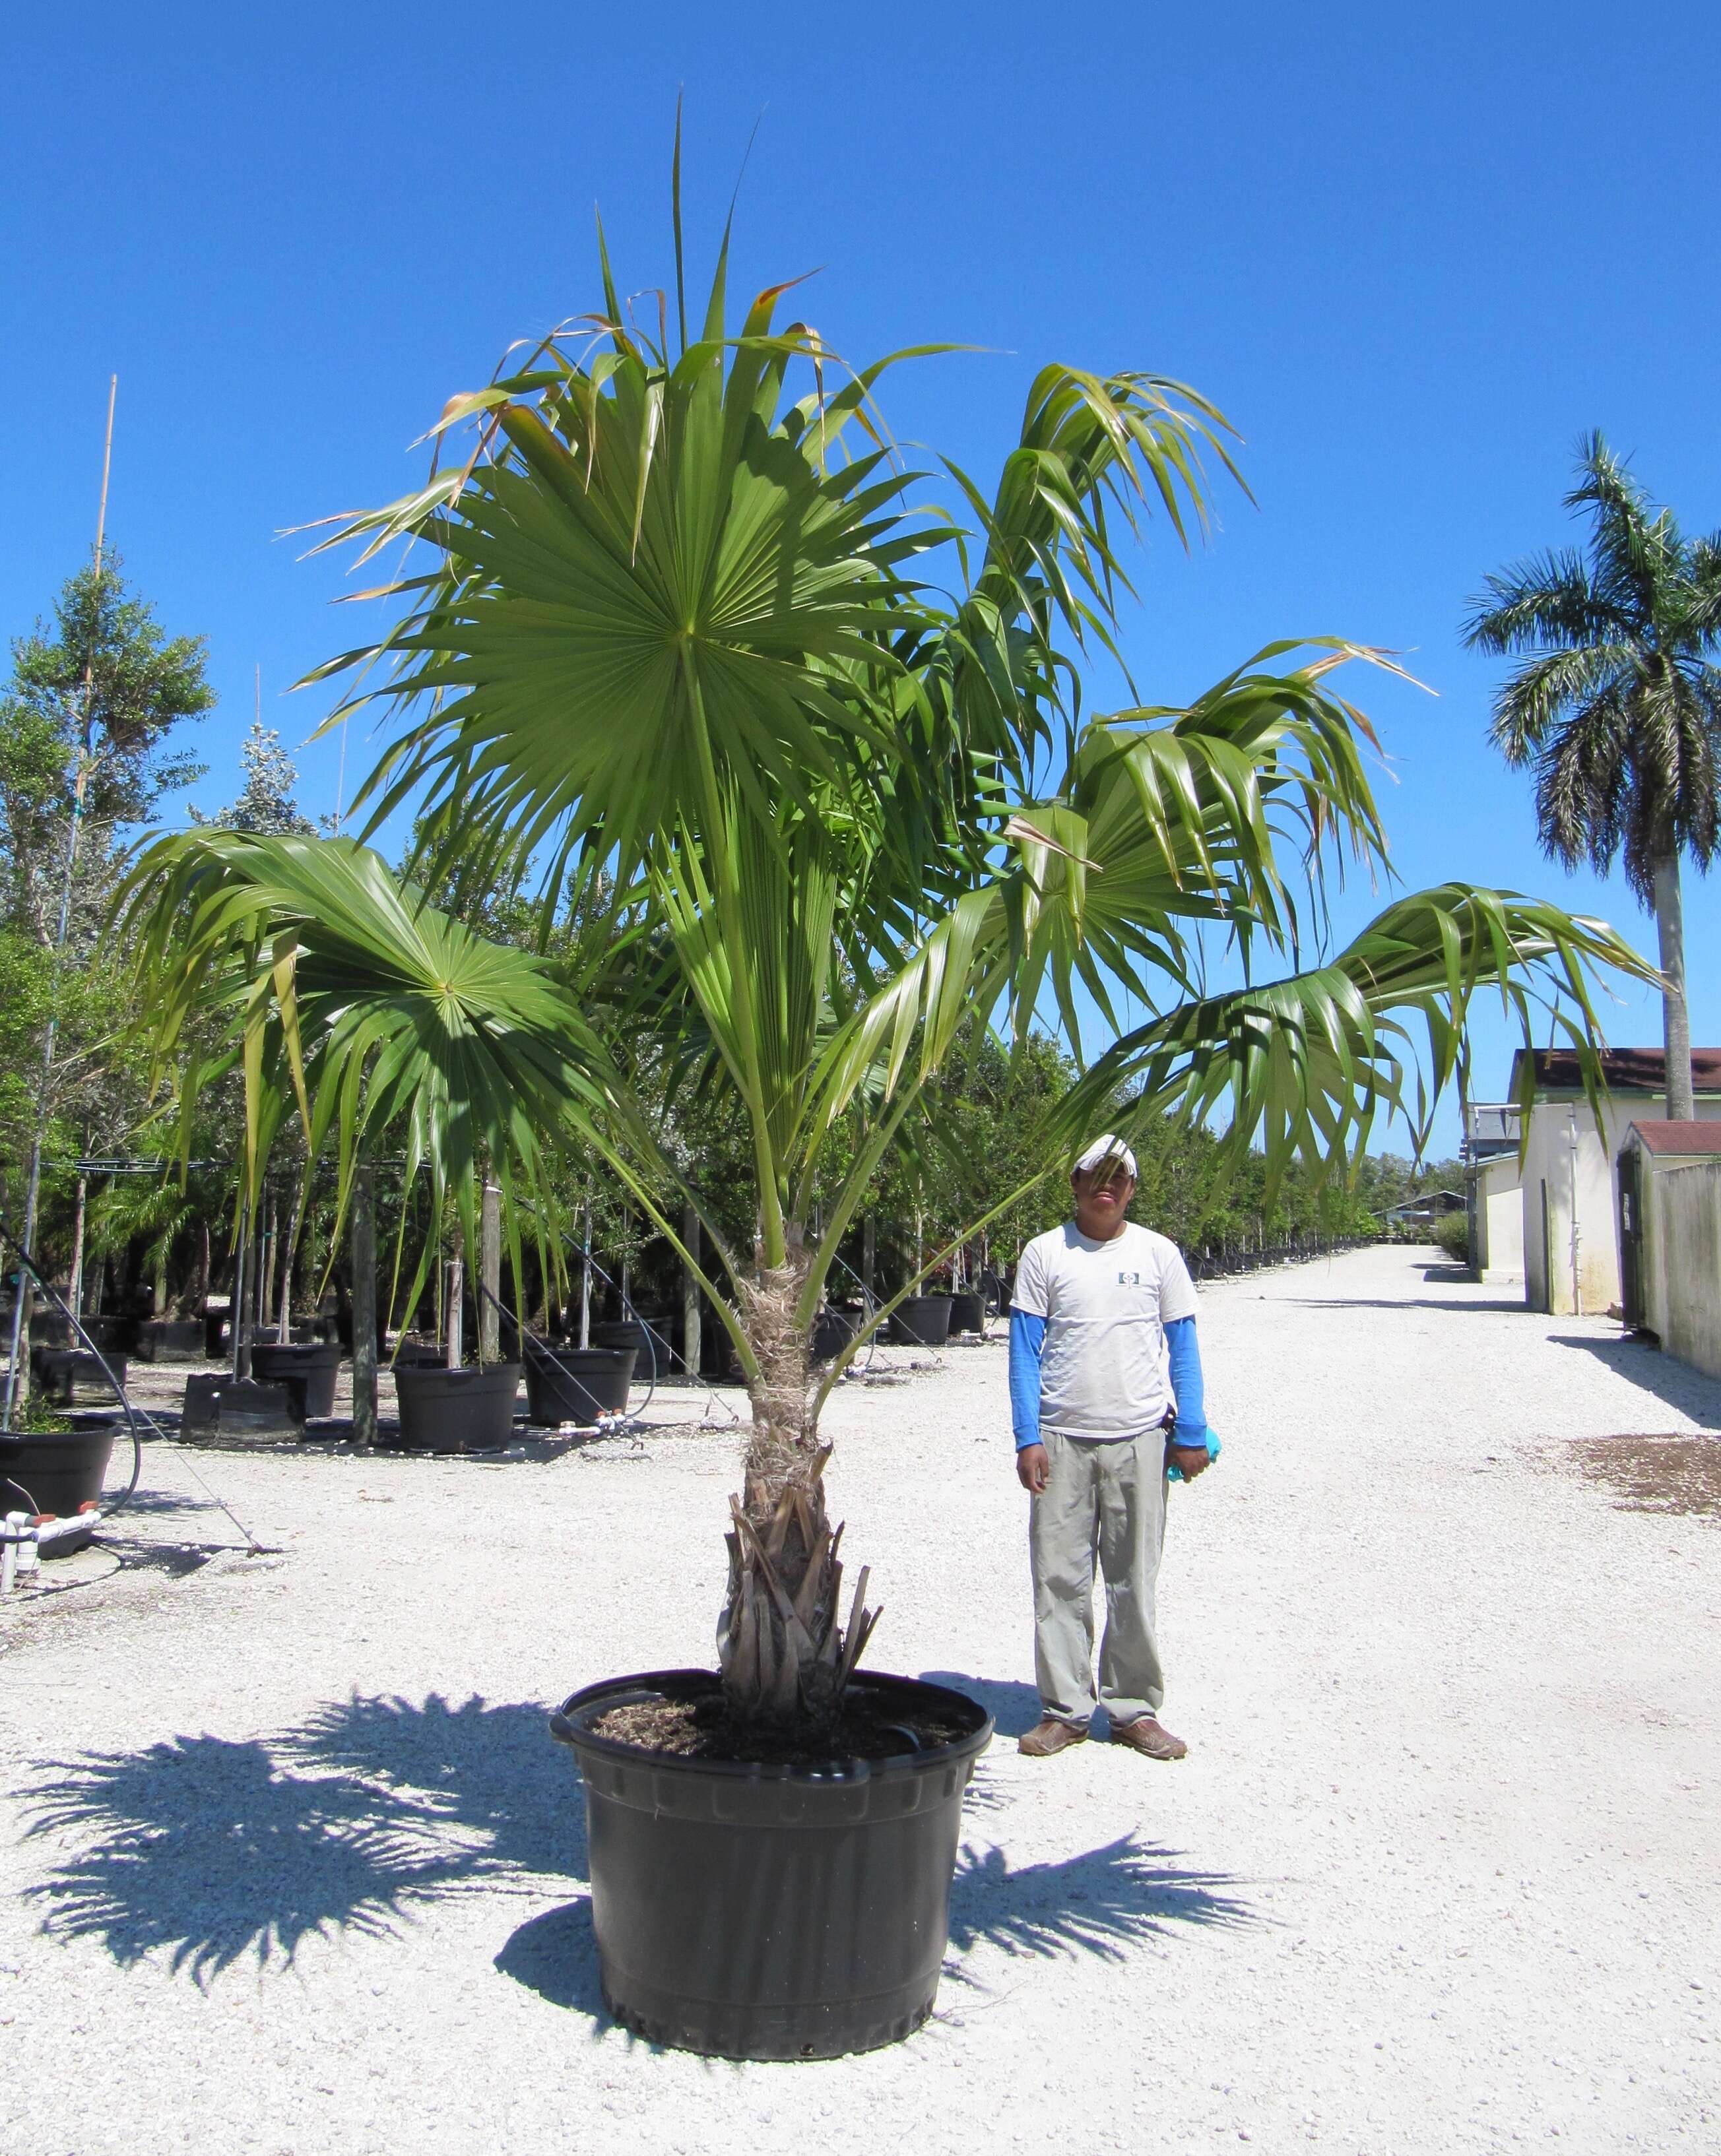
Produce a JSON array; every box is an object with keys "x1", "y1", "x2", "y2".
[{"x1": 2, "y1": 1246, "x2": 1716, "y2": 2154}]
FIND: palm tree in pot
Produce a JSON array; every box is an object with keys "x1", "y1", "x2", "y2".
[{"x1": 124, "y1": 206, "x2": 1649, "y2": 2055}]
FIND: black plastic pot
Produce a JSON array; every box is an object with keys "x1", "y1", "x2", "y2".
[
  {"x1": 251, "y1": 1341, "x2": 340, "y2": 1419},
  {"x1": 135, "y1": 1318, "x2": 207, "y2": 1362},
  {"x1": 551, "y1": 1668, "x2": 992, "y2": 2060},
  {"x1": 886, "y1": 1294, "x2": 954, "y2": 1348},
  {"x1": 591, "y1": 1318, "x2": 662, "y2": 1370},
  {"x1": 948, "y1": 1291, "x2": 985, "y2": 1335},
  {"x1": 30, "y1": 1348, "x2": 127, "y2": 1405},
  {"x1": 0, "y1": 1421, "x2": 115, "y2": 1516},
  {"x1": 810, "y1": 1307, "x2": 856, "y2": 1364},
  {"x1": 389, "y1": 1362, "x2": 521, "y2": 1452},
  {"x1": 524, "y1": 1345, "x2": 637, "y2": 1426}
]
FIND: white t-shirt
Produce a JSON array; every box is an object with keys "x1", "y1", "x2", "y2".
[{"x1": 1012, "y1": 1221, "x2": 1198, "y2": 1439}]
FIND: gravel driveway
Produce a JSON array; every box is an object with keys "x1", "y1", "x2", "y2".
[{"x1": 2, "y1": 1244, "x2": 1716, "y2": 2154}]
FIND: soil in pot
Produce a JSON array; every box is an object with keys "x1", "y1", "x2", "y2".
[
  {"x1": 250, "y1": 1341, "x2": 340, "y2": 1419},
  {"x1": 524, "y1": 1345, "x2": 636, "y2": 1426},
  {"x1": 886, "y1": 1294, "x2": 954, "y2": 1348},
  {"x1": 0, "y1": 1421, "x2": 115, "y2": 1515},
  {"x1": 389, "y1": 1362, "x2": 521, "y2": 1451},
  {"x1": 554, "y1": 1668, "x2": 991, "y2": 2060}
]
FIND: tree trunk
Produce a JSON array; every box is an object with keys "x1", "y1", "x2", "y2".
[
  {"x1": 350, "y1": 1165, "x2": 377, "y2": 1445},
  {"x1": 680, "y1": 1202, "x2": 701, "y2": 1378},
  {"x1": 716, "y1": 1250, "x2": 879, "y2": 1727},
  {"x1": 479, "y1": 1181, "x2": 501, "y2": 1364},
  {"x1": 1654, "y1": 850, "x2": 1694, "y2": 1119},
  {"x1": 443, "y1": 1257, "x2": 463, "y2": 1369},
  {"x1": 862, "y1": 1215, "x2": 876, "y2": 1300},
  {"x1": 579, "y1": 1198, "x2": 592, "y2": 1348},
  {"x1": 68, "y1": 1174, "x2": 88, "y2": 1323}
]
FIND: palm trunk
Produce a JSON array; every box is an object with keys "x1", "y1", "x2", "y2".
[
  {"x1": 1654, "y1": 850, "x2": 1694, "y2": 1120},
  {"x1": 717, "y1": 1248, "x2": 878, "y2": 1727}
]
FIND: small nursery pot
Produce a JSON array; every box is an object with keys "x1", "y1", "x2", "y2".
[
  {"x1": 809, "y1": 1307, "x2": 857, "y2": 1364},
  {"x1": 947, "y1": 1291, "x2": 985, "y2": 1335},
  {"x1": 135, "y1": 1318, "x2": 207, "y2": 1362},
  {"x1": 250, "y1": 1341, "x2": 340, "y2": 1420},
  {"x1": 0, "y1": 1421, "x2": 115, "y2": 1516},
  {"x1": 524, "y1": 1345, "x2": 637, "y2": 1426},
  {"x1": 551, "y1": 1669, "x2": 992, "y2": 2060},
  {"x1": 886, "y1": 1294, "x2": 953, "y2": 1348},
  {"x1": 389, "y1": 1362, "x2": 521, "y2": 1452}
]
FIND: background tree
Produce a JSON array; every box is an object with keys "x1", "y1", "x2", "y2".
[
  {"x1": 1464, "y1": 433, "x2": 1721, "y2": 1119},
  {"x1": 0, "y1": 555, "x2": 214, "y2": 1365}
]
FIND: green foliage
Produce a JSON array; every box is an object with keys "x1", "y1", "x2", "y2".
[
  {"x1": 1465, "y1": 433, "x2": 1721, "y2": 903},
  {"x1": 125, "y1": 200, "x2": 1650, "y2": 1405},
  {"x1": 1433, "y1": 1210, "x2": 1472, "y2": 1261}
]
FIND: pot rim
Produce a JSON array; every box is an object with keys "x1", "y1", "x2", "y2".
[{"x1": 550, "y1": 1666, "x2": 992, "y2": 1785}]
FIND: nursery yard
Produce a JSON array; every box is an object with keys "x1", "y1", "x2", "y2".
[{"x1": 1, "y1": 1244, "x2": 1716, "y2": 2156}]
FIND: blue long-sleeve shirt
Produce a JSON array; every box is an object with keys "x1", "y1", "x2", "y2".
[{"x1": 1010, "y1": 1309, "x2": 1219, "y2": 1477}]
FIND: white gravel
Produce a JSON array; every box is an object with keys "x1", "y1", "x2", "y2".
[{"x1": 2, "y1": 1245, "x2": 1716, "y2": 2155}]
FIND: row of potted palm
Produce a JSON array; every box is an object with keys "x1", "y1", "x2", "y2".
[{"x1": 120, "y1": 200, "x2": 1646, "y2": 2057}]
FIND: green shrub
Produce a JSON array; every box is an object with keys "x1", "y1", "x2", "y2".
[{"x1": 1433, "y1": 1210, "x2": 1471, "y2": 1263}]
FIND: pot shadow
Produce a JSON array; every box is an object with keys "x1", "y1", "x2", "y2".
[
  {"x1": 917, "y1": 1670, "x2": 1042, "y2": 1739},
  {"x1": 494, "y1": 1898, "x2": 605, "y2": 2017},
  {"x1": 18, "y1": 1692, "x2": 584, "y2": 1985},
  {"x1": 946, "y1": 1833, "x2": 1256, "y2": 1969}
]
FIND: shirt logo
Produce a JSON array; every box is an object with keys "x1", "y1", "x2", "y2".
[{"x1": 1117, "y1": 1270, "x2": 1142, "y2": 1286}]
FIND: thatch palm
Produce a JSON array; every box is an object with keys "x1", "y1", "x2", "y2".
[
  {"x1": 126, "y1": 216, "x2": 1647, "y2": 1727},
  {"x1": 1465, "y1": 432, "x2": 1721, "y2": 1118}
]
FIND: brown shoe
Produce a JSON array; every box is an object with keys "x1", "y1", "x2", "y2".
[
  {"x1": 1018, "y1": 1717, "x2": 1090, "y2": 1758},
  {"x1": 1110, "y1": 1715, "x2": 1188, "y2": 1761}
]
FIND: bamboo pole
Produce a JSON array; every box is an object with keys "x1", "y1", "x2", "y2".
[{"x1": 350, "y1": 1164, "x2": 377, "y2": 1444}]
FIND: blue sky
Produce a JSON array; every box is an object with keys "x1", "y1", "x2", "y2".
[{"x1": 6, "y1": 2, "x2": 1720, "y2": 1155}]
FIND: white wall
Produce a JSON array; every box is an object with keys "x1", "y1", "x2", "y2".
[
  {"x1": 1642, "y1": 1160, "x2": 1721, "y2": 1379},
  {"x1": 1522, "y1": 1096, "x2": 1721, "y2": 1316},
  {"x1": 1474, "y1": 1155, "x2": 1523, "y2": 1278}
]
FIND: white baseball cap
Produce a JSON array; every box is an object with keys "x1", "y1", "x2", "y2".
[{"x1": 1073, "y1": 1133, "x2": 1138, "y2": 1180}]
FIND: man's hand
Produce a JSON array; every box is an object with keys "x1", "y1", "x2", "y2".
[
  {"x1": 1169, "y1": 1442, "x2": 1211, "y2": 1482},
  {"x1": 1016, "y1": 1443, "x2": 1049, "y2": 1494}
]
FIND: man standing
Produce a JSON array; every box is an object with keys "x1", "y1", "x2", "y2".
[{"x1": 1009, "y1": 1134, "x2": 1216, "y2": 1760}]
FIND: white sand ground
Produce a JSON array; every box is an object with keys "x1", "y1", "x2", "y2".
[{"x1": 1, "y1": 1244, "x2": 1716, "y2": 2155}]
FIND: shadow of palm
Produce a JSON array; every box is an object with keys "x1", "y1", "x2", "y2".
[
  {"x1": 20, "y1": 1693, "x2": 585, "y2": 1984},
  {"x1": 947, "y1": 1834, "x2": 1255, "y2": 1963}
]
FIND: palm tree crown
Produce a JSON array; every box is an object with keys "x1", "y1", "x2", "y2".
[{"x1": 1464, "y1": 432, "x2": 1721, "y2": 1115}]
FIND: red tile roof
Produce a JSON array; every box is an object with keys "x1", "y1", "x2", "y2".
[
  {"x1": 1628, "y1": 1120, "x2": 1721, "y2": 1156},
  {"x1": 1509, "y1": 1047, "x2": 1721, "y2": 1096}
]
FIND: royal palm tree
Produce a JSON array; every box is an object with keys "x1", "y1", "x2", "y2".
[
  {"x1": 125, "y1": 208, "x2": 1647, "y2": 1728},
  {"x1": 1465, "y1": 433, "x2": 1721, "y2": 1118}
]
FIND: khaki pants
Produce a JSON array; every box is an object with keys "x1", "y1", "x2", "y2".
[{"x1": 1029, "y1": 1426, "x2": 1167, "y2": 1727}]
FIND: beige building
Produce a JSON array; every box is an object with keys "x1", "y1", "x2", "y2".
[
  {"x1": 1495, "y1": 1050, "x2": 1721, "y2": 1316},
  {"x1": 1617, "y1": 1121, "x2": 1721, "y2": 1373}
]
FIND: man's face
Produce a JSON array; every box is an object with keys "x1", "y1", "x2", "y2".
[{"x1": 1072, "y1": 1161, "x2": 1136, "y2": 1238}]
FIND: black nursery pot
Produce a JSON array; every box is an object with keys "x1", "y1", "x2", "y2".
[
  {"x1": 0, "y1": 1421, "x2": 115, "y2": 1515},
  {"x1": 886, "y1": 1294, "x2": 953, "y2": 1348},
  {"x1": 809, "y1": 1307, "x2": 856, "y2": 1364},
  {"x1": 523, "y1": 1345, "x2": 636, "y2": 1426},
  {"x1": 551, "y1": 1669, "x2": 992, "y2": 2061},
  {"x1": 251, "y1": 1341, "x2": 340, "y2": 1419},
  {"x1": 389, "y1": 1362, "x2": 521, "y2": 1452},
  {"x1": 947, "y1": 1291, "x2": 985, "y2": 1335}
]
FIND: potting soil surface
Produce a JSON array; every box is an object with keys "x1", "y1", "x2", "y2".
[
  {"x1": 1, "y1": 1246, "x2": 1716, "y2": 2155},
  {"x1": 591, "y1": 1684, "x2": 976, "y2": 1764}
]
